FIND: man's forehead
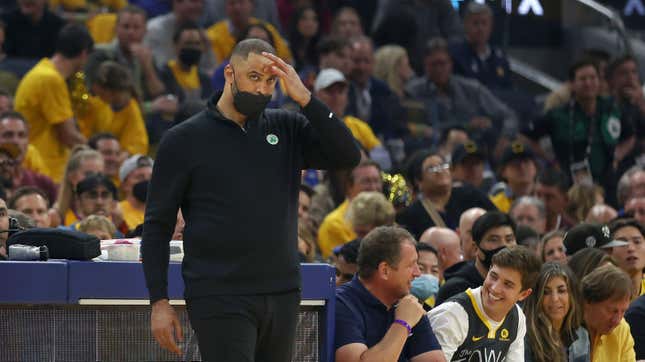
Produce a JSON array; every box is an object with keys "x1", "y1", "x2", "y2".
[
  {"x1": 118, "y1": 12, "x2": 145, "y2": 24},
  {"x1": 490, "y1": 265, "x2": 521, "y2": 283},
  {"x1": 98, "y1": 139, "x2": 120, "y2": 148},
  {"x1": 423, "y1": 155, "x2": 443, "y2": 166},
  {"x1": 232, "y1": 53, "x2": 273, "y2": 73},
  {"x1": 0, "y1": 118, "x2": 25, "y2": 128},
  {"x1": 84, "y1": 185, "x2": 109, "y2": 193},
  {"x1": 485, "y1": 226, "x2": 513, "y2": 237},
  {"x1": 615, "y1": 225, "x2": 644, "y2": 238}
]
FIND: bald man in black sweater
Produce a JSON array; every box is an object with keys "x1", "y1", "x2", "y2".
[{"x1": 142, "y1": 39, "x2": 360, "y2": 361}]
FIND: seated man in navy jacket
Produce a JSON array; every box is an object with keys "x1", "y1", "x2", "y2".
[
  {"x1": 449, "y1": 2, "x2": 511, "y2": 90},
  {"x1": 335, "y1": 225, "x2": 445, "y2": 362}
]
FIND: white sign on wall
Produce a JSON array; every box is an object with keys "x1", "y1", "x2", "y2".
[
  {"x1": 452, "y1": 0, "x2": 545, "y2": 16},
  {"x1": 624, "y1": 0, "x2": 645, "y2": 16}
]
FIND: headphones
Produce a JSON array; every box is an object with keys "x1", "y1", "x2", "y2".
[{"x1": 8, "y1": 217, "x2": 20, "y2": 232}]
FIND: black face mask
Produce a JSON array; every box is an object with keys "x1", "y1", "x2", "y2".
[
  {"x1": 178, "y1": 48, "x2": 202, "y2": 67},
  {"x1": 132, "y1": 180, "x2": 149, "y2": 203},
  {"x1": 478, "y1": 246, "x2": 507, "y2": 270},
  {"x1": 231, "y1": 69, "x2": 272, "y2": 119}
]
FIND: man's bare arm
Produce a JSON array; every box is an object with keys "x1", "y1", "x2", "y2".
[{"x1": 54, "y1": 119, "x2": 86, "y2": 147}]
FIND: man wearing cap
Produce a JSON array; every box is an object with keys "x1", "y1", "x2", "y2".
[
  {"x1": 608, "y1": 218, "x2": 645, "y2": 300},
  {"x1": 314, "y1": 68, "x2": 391, "y2": 170},
  {"x1": 490, "y1": 141, "x2": 538, "y2": 213},
  {"x1": 0, "y1": 141, "x2": 57, "y2": 203},
  {"x1": 119, "y1": 155, "x2": 153, "y2": 232},
  {"x1": 563, "y1": 223, "x2": 630, "y2": 257},
  {"x1": 450, "y1": 140, "x2": 490, "y2": 192},
  {"x1": 142, "y1": 39, "x2": 360, "y2": 361}
]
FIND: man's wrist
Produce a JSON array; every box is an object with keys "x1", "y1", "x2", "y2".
[
  {"x1": 393, "y1": 319, "x2": 413, "y2": 337},
  {"x1": 297, "y1": 92, "x2": 312, "y2": 108},
  {"x1": 151, "y1": 298, "x2": 169, "y2": 309}
]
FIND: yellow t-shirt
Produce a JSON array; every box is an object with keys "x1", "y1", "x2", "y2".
[
  {"x1": 343, "y1": 115, "x2": 381, "y2": 151},
  {"x1": 119, "y1": 200, "x2": 144, "y2": 231},
  {"x1": 14, "y1": 58, "x2": 74, "y2": 182},
  {"x1": 110, "y1": 99, "x2": 148, "y2": 156},
  {"x1": 49, "y1": 0, "x2": 126, "y2": 11},
  {"x1": 591, "y1": 319, "x2": 635, "y2": 362},
  {"x1": 65, "y1": 208, "x2": 80, "y2": 227},
  {"x1": 206, "y1": 17, "x2": 294, "y2": 65},
  {"x1": 168, "y1": 60, "x2": 200, "y2": 91},
  {"x1": 490, "y1": 191, "x2": 512, "y2": 213},
  {"x1": 78, "y1": 96, "x2": 149, "y2": 156},
  {"x1": 78, "y1": 96, "x2": 110, "y2": 137},
  {"x1": 23, "y1": 144, "x2": 50, "y2": 176},
  {"x1": 317, "y1": 200, "x2": 356, "y2": 259},
  {"x1": 86, "y1": 12, "x2": 117, "y2": 44}
]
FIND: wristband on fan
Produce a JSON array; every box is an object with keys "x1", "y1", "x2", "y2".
[{"x1": 393, "y1": 319, "x2": 413, "y2": 337}]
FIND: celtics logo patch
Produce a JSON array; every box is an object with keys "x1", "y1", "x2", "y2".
[
  {"x1": 266, "y1": 134, "x2": 279, "y2": 145},
  {"x1": 606, "y1": 116, "x2": 621, "y2": 140}
]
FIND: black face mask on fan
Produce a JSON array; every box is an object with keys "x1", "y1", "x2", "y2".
[
  {"x1": 132, "y1": 180, "x2": 149, "y2": 203},
  {"x1": 478, "y1": 246, "x2": 507, "y2": 270}
]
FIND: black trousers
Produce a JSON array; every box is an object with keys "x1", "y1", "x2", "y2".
[{"x1": 186, "y1": 290, "x2": 301, "y2": 362}]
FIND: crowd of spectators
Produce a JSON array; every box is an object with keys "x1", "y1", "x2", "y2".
[{"x1": 0, "y1": 0, "x2": 644, "y2": 361}]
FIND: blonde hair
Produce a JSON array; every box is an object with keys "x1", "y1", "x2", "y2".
[
  {"x1": 55, "y1": 146, "x2": 103, "y2": 221},
  {"x1": 298, "y1": 220, "x2": 316, "y2": 262},
  {"x1": 566, "y1": 183, "x2": 604, "y2": 222},
  {"x1": 345, "y1": 191, "x2": 395, "y2": 228},
  {"x1": 374, "y1": 45, "x2": 408, "y2": 98},
  {"x1": 77, "y1": 215, "x2": 116, "y2": 237}
]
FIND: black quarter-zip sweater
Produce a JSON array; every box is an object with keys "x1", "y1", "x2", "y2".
[{"x1": 141, "y1": 92, "x2": 360, "y2": 303}]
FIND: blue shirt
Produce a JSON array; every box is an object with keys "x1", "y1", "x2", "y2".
[
  {"x1": 335, "y1": 276, "x2": 442, "y2": 361},
  {"x1": 626, "y1": 294, "x2": 645, "y2": 360}
]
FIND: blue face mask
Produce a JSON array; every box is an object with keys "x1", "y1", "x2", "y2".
[{"x1": 410, "y1": 274, "x2": 439, "y2": 302}]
